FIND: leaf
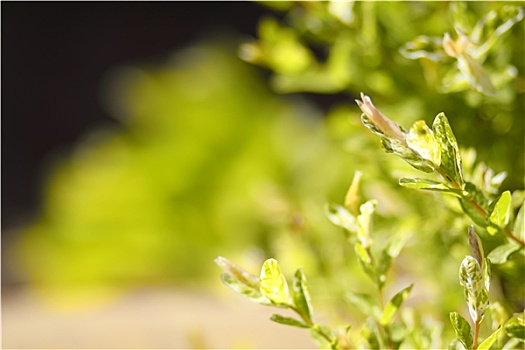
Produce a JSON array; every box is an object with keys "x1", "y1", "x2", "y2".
[
  {"x1": 459, "y1": 256, "x2": 489, "y2": 322},
  {"x1": 400, "y1": 35, "x2": 446, "y2": 61},
  {"x1": 220, "y1": 273, "x2": 272, "y2": 306},
  {"x1": 215, "y1": 256, "x2": 260, "y2": 289},
  {"x1": 270, "y1": 314, "x2": 310, "y2": 328},
  {"x1": 259, "y1": 258, "x2": 290, "y2": 306},
  {"x1": 344, "y1": 170, "x2": 362, "y2": 216},
  {"x1": 457, "y1": 53, "x2": 496, "y2": 95},
  {"x1": 488, "y1": 191, "x2": 512, "y2": 235},
  {"x1": 355, "y1": 242, "x2": 376, "y2": 282},
  {"x1": 347, "y1": 292, "x2": 381, "y2": 320},
  {"x1": 514, "y1": 201, "x2": 525, "y2": 241},
  {"x1": 380, "y1": 284, "x2": 413, "y2": 326},
  {"x1": 406, "y1": 120, "x2": 441, "y2": 165},
  {"x1": 399, "y1": 177, "x2": 465, "y2": 197},
  {"x1": 432, "y1": 113, "x2": 463, "y2": 186},
  {"x1": 448, "y1": 338, "x2": 467, "y2": 350},
  {"x1": 310, "y1": 324, "x2": 335, "y2": 349},
  {"x1": 376, "y1": 248, "x2": 392, "y2": 289},
  {"x1": 468, "y1": 226, "x2": 484, "y2": 268},
  {"x1": 292, "y1": 268, "x2": 313, "y2": 324},
  {"x1": 361, "y1": 114, "x2": 435, "y2": 173},
  {"x1": 503, "y1": 338, "x2": 522, "y2": 349},
  {"x1": 361, "y1": 317, "x2": 382, "y2": 350},
  {"x1": 505, "y1": 320, "x2": 525, "y2": 341},
  {"x1": 487, "y1": 243, "x2": 521, "y2": 264},
  {"x1": 357, "y1": 200, "x2": 377, "y2": 247},
  {"x1": 477, "y1": 327, "x2": 503, "y2": 350},
  {"x1": 325, "y1": 203, "x2": 358, "y2": 233},
  {"x1": 450, "y1": 312, "x2": 473, "y2": 350}
]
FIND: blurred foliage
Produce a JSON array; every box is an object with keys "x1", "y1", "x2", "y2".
[{"x1": 10, "y1": 3, "x2": 525, "y2": 348}]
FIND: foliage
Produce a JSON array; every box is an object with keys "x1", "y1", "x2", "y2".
[{"x1": 218, "y1": 2, "x2": 525, "y2": 349}]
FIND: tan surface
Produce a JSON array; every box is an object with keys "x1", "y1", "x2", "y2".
[{"x1": 2, "y1": 287, "x2": 317, "y2": 349}]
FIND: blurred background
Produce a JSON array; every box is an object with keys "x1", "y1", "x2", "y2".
[{"x1": 2, "y1": 2, "x2": 524, "y2": 349}]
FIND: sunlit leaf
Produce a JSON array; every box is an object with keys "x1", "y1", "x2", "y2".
[
  {"x1": 459, "y1": 256, "x2": 489, "y2": 322},
  {"x1": 432, "y1": 113, "x2": 463, "y2": 186},
  {"x1": 260, "y1": 258, "x2": 290, "y2": 306},
  {"x1": 292, "y1": 268, "x2": 313, "y2": 324},
  {"x1": 325, "y1": 203, "x2": 358, "y2": 233},
  {"x1": 488, "y1": 191, "x2": 512, "y2": 235},
  {"x1": 450, "y1": 312, "x2": 473, "y2": 350},
  {"x1": 380, "y1": 284, "x2": 413, "y2": 326},
  {"x1": 477, "y1": 327, "x2": 503, "y2": 350},
  {"x1": 345, "y1": 170, "x2": 362, "y2": 216},
  {"x1": 406, "y1": 120, "x2": 441, "y2": 165},
  {"x1": 487, "y1": 243, "x2": 521, "y2": 264}
]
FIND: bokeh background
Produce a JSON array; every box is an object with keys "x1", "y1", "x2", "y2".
[{"x1": 2, "y1": 2, "x2": 524, "y2": 349}]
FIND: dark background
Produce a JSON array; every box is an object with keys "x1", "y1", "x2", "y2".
[{"x1": 2, "y1": 2, "x2": 270, "y2": 233}]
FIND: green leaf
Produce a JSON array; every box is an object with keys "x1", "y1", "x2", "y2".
[
  {"x1": 361, "y1": 317, "x2": 382, "y2": 350},
  {"x1": 380, "y1": 284, "x2": 413, "y2": 326},
  {"x1": 325, "y1": 203, "x2": 358, "y2": 233},
  {"x1": 460, "y1": 183, "x2": 489, "y2": 227},
  {"x1": 477, "y1": 327, "x2": 503, "y2": 350},
  {"x1": 355, "y1": 242, "x2": 376, "y2": 282},
  {"x1": 347, "y1": 292, "x2": 381, "y2": 320},
  {"x1": 220, "y1": 273, "x2": 272, "y2": 305},
  {"x1": 310, "y1": 324, "x2": 335, "y2": 349},
  {"x1": 459, "y1": 256, "x2": 489, "y2": 322},
  {"x1": 457, "y1": 52, "x2": 496, "y2": 95},
  {"x1": 260, "y1": 258, "x2": 290, "y2": 306},
  {"x1": 487, "y1": 243, "x2": 521, "y2": 264},
  {"x1": 376, "y1": 248, "x2": 392, "y2": 289},
  {"x1": 505, "y1": 320, "x2": 525, "y2": 341},
  {"x1": 406, "y1": 120, "x2": 441, "y2": 165},
  {"x1": 488, "y1": 191, "x2": 512, "y2": 235},
  {"x1": 450, "y1": 312, "x2": 473, "y2": 350},
  {"x1": 292, "y1": 268, "x2": 313, "y2": 324},
  {"x1": 270, "y1": 314, "x2": 310, "y2": 329},
  {"x1": 399, "y1": 177, "x2": 465, "y2": 197},
  {"x1": 432, "y1": 113, "x2": 463, "y2": 186},
  {"x1": 503, "y1": 338, "x2": 522, "y2": 349}
]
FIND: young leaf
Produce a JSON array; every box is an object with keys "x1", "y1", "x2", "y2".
[
  {"x1": 220, "y1": 273, "x2": 272, "y2": 306},
  {"x1": 487, "y1": 191, "x2": 512, "y2": 235},
  {"x1": 406, "y1": 120, "x2": 441, "y2": 165},
  {"x1": 355, "y1": 242, "x2": 377, "y2": 282},
  {"x1": 380, "y1": 284, "x2": 414, "y2": 326},
  {"x1": 505, "y1": 318, "x2": 525, "y2": 341},
  {"x1": 357, "y1": 200, "x2": 377, "y2": 248},
  {"x1": 345, "y1": 170, "x2": 362, "y2": 216},
  {"x1": 292, "y1": 268, "x2": 313, "y2": 324},
  {"x1": 310, "y1": 324, "x2": 335, "y2": 349},
  {"x1": 215, "y1": 256, "x2": 260, "y2": 289},
  {"x1": 459, "y1": 256, "x2": 489, "y2": 323},
  {"x1": 376, "y1": 248, "x2": 392, "y2": 289},
  {"x1": 432, "y1": 113, "x2": 463, "y2": 186},
  {"x1": 260, "y1": 258, "x2": 291, "y2": 306},
  {"x1": 399, "y1": 177, "x2": 465, "y2": 197},
  {"x1": 487, "y1": 243, "x2": 521, "y2": 264},
  {"x1": 450, "y1": 312, "x2": 473, "y2": 350},
  {"x1": 477, "y1": 327, "x2": 503, "y2": 350},
  {"x1": 270, "y1": 314, "x2": 310, "y2": 329},
  {"x1": 467, "y1": 226, "x2": 484, "y2": 268}
]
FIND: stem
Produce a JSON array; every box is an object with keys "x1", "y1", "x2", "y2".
[
  {"x1": 435, "y1": 166, "x2": 525, "y2": 248},
  {"x1": 473, "y1": 320, "x2": 480, "y2": 350},
  {"x1": 377, "y1": 287, "x2": 395, "y2": 350}
]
